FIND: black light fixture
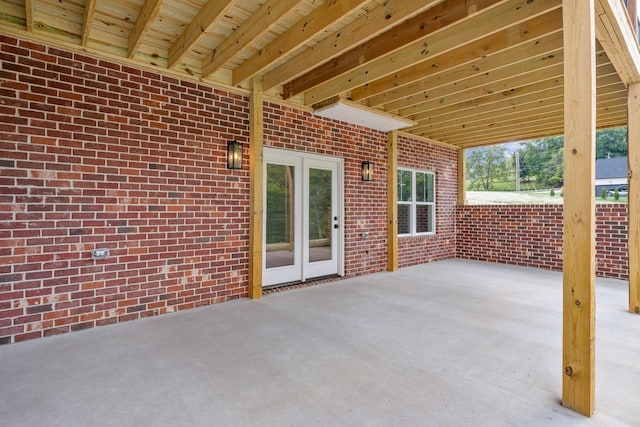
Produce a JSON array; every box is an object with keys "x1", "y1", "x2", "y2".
[
  {"x1": 361, "y1": 161, "x2": 373, "y2": 181},
  {"x1": 227, "y1": 141, "x2": 243, "y2": 169}
]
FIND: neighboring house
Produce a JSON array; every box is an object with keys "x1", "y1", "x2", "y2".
[{"x1": 596, "y1": 156, "x2": 628, "y2": 196}]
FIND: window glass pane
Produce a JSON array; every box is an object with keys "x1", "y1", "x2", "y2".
[
  {"x1": 416, "y1": 205, "x2": 433, "y2": 234},
  {"x1": 426, "y1": 173, "x2": 434, "y2": 203},
  {"x1": 398, "y1": 204, "x2": 411, "y2": 234},
  {"x1": 398, "y1": 170, "x2": 412, "y2": 202},
  {"x1": 416, "y1": 173, "x2": 425, "y2": 202}
]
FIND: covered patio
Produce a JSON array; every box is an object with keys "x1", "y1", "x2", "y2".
[{"x1": 1, "y1": 259, "x2": 637, "y2": 426}]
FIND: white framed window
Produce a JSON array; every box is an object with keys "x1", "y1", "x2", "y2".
[{"x1": 397, "y1": 168, "x2": 435, "y2": 236}]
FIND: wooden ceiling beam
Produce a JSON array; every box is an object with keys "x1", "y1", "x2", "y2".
[
  {"x1": 410, "y1": 95, "x2": 564, "y2": 135},
  {"x1": 25, "y1": 0, "x2": 33, "y2": 32},
  {"x1": 401, "y1": 62, "x2": 619, "y2": 118},
  {"x1": 232, "y1": 0, "x2": 370, "y2": 87},
  {"x1": 384, "y1": 45, "x2": 563, "y2": 113},
  {"x1": 167, "y1": 0, "x2": 235, "y2": 69},
  {"x1": 426, "y1": 103, "x2": 626, "y2": 142},
  {"x1": 354, "y1": 12, "x2": 563, "y2": 106},
  {"x1": 399, "y1": 63, "x2": 565, "y2": 117},
  {"x1": 421, "y1": 97, "x2": 626, "y2": 137},
  {"x1": 81, "y1": 0, "x2": 97, "y2": 47},
  {"x1": 128, "y1": 0, "x2": 164, "y2": 59},
  {"x1": 395, "y1": 50, "x2": 614, "y2": 116},
  {"x1": 263, "y1": 0, "x2": 443, "y2": 91},
  {"x1": 285, "y1": 0, "x2": 496, "y2": 99},
  {"x1": 452, "y1": 114, "x2": 627, "y2": 147},
  {"x1": 303, "y1": 0, "x2": 562, "y2": 106},
  {"x1": 433, "y1": 110, "x2": 627, "y2": 148},
  {"x1": 201, "y1": 0, "x2": 305, "y2": 79},
  {"x1": 407, "y1": 72, "x2": 624, "y2": 129},
  {"x1": 412, "y1": 90, "x2": 627, "y2": 135}
]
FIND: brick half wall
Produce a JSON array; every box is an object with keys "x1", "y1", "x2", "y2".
[{"x1": 456, "y1": 204, "x2": 629, "y2": 280}]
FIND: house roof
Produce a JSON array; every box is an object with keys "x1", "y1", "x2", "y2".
[
  {"x1": 0, "y1": 0, "x2": 639, "y2": 148},
  {"x1": 596, "y1": 156, "x2": 628, "y2": 179}
]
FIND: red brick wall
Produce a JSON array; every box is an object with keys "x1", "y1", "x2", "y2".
[
  {"x1": 0, "y1": 36, "x2": 252, "y2": 344},
  {"x1": 0, "y1": 36, "x2": 458, "y2": 344},
  {"x1": 456, "y1": 204, "x2": 629, "y2": 279},
  {"x1": 398, "y1": 135, "x2": 457, "y2": 267}
]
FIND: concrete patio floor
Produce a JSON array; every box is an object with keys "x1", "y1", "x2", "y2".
[{"x1": 1, "y1": 259, "x2": 639, "y2": 426}]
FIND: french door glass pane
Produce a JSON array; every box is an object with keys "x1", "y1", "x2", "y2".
[
  {"x1": 266, "y1": 164, "x2": 295, "y2": 268},
  {"x1": 309, "y1": 168, "x2": 332, "y2": 262}
]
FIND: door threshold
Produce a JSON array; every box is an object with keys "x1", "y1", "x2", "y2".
[{"x1": 263, "y1": 274, "x2": 342, "y2": 294}]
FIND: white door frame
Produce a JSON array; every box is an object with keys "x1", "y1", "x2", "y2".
[{"x1": 263, "y1": 147, "x2": 344, "y2": 287}]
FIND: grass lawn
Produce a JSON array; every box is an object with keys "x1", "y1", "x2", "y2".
[{"x1": 466, "y1": 190, "x2": 628, "y2": 205}]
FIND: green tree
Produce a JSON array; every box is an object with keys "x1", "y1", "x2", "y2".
[
  {"x1": 520, "y1": 136, "x2": 564, "y2": 188},
  {"x1": 596, "y1": 127, "x2": 627, "y2": 159},
  {"x1": 466, "y1": 145, "x2": 510, "y2": 190}
]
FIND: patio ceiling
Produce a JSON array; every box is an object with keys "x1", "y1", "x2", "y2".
[{"x1": 0, "y1": 0, "x2": 637, "y2": 147}]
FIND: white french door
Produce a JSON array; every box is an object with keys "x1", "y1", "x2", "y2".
[{"x1": 263, "y1": 148, "x2": 343, "y2": 287}]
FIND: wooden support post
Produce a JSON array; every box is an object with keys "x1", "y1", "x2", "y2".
[
  {"x1": 628, "y1": 82, "x2": 640, "y2": 314},
  {"x1": 457, "y1": 149, "x2": 467, "y2": 205},
  {"x1": 387, "y1": 131, "x2": 398, "y2": 272},
  {"x1": 248, "y1": 76, "x2": 264, "y2": 299},
  {"x1": 562, "y1": 0, "x2": 596, "y2": 416}
]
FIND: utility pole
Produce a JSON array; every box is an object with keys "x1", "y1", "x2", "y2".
[{"x1": 515, "y1": 150, "x2": 521, "y2": 192}]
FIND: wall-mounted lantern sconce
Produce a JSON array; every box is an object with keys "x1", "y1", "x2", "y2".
[
  {"x1": 361, "y1": 161, "x2": 373, "y2": 181},
  {"x1": 227, "y1": 141, "x2": 243, "y2": 169}
]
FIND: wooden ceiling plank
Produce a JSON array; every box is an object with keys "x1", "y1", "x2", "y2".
[
  {"x1": 412, "y1": 90, "x2": 627, "y2": 135},
  {"x1": 411, "y1": 96, "x2": 565, "y2": 134},
  {"x1": 407, "y1": 72, "x2": 624, "y2": 124},
  {"x1": 417, "y1": 86, "x2": 565, "y2": 123},
  {"x1": 401, "y1": 62, "x2": 619, "y2": 117},
  {"x1": 453, "y1": 115, "x2": 628, "y2": 147},
  {"x1": 81, "y1": 0, "x2": 97, "y2": 46},
  {"x1": 399, "y1": 63, "x2": 565, "y2": 117},
  {"x1": 263, "y1": 0, "x2": 444, "y2": 91},
  {"x1": 128, "y1": 0, "x2": 164, "y2": 59},
  {"x1": 421, "y1": 98, "x2": 627, "y2": 136},
  {"x1": 285, "y1": 0, "x2": 492, "y2": 99},
  {"x1": 201, "y1": 0, "x2": 306, "y2": 78},
  {"x1": 427, "y1": 110, "x2": 566, "y2": 140},
  {"x1": 355, "y1": 13, "x2": 563, "y2": 106},
  {"x1": 232, "y1": 0, "x2": 370, "y2": 87},
  {"x1": 167, "y1": 0, "x2": 235, "y2": 69},
  {"x1": 425, "y1": 103, "x2": 626, "y2": 141},
  {"x1": 303, "y1": 0, "x2": 562, "y2": 106},
  {"x1": 384, "y1": 45, "x2": 563, "y2": 113}
]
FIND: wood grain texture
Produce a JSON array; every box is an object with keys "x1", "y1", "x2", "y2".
[
  {"x1": 562, "y1": 0, "x2": 596, "y2": 416},
  {"x1": 628, "y1": 82, "x2": 640, "y2": 314}
]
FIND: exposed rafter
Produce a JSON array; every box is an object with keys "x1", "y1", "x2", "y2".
[
  {"x1": 167, "y1": 0, "x2": 235, "y2": 69},
  {"x1": 81, "y1": 0, "x2": 97, "y2": 47},
  {"x1": 264, "y1": 0, "x2": 444, "y2": 92},
  {"x1": 201, "y1": 0, "x2": 305, "y2": 79},
  {"x1": 24, "y1": 0, "x2": 33, "y2": 32},
  {"x1": 302, "y1": 0, "x2": 561, "y2": 106},
  {"x1": 232, "y1": 0, "x2": 370, "y2": 87},
  {"x1": 353, "y1": 13, "x2": 563, "y2": 107},
  {"x1": 128, "y1": 0, "x2": 164, "y2": 59},
  {"x1": 0, "y1": 0, "x2": 636, "y2": 148}
]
